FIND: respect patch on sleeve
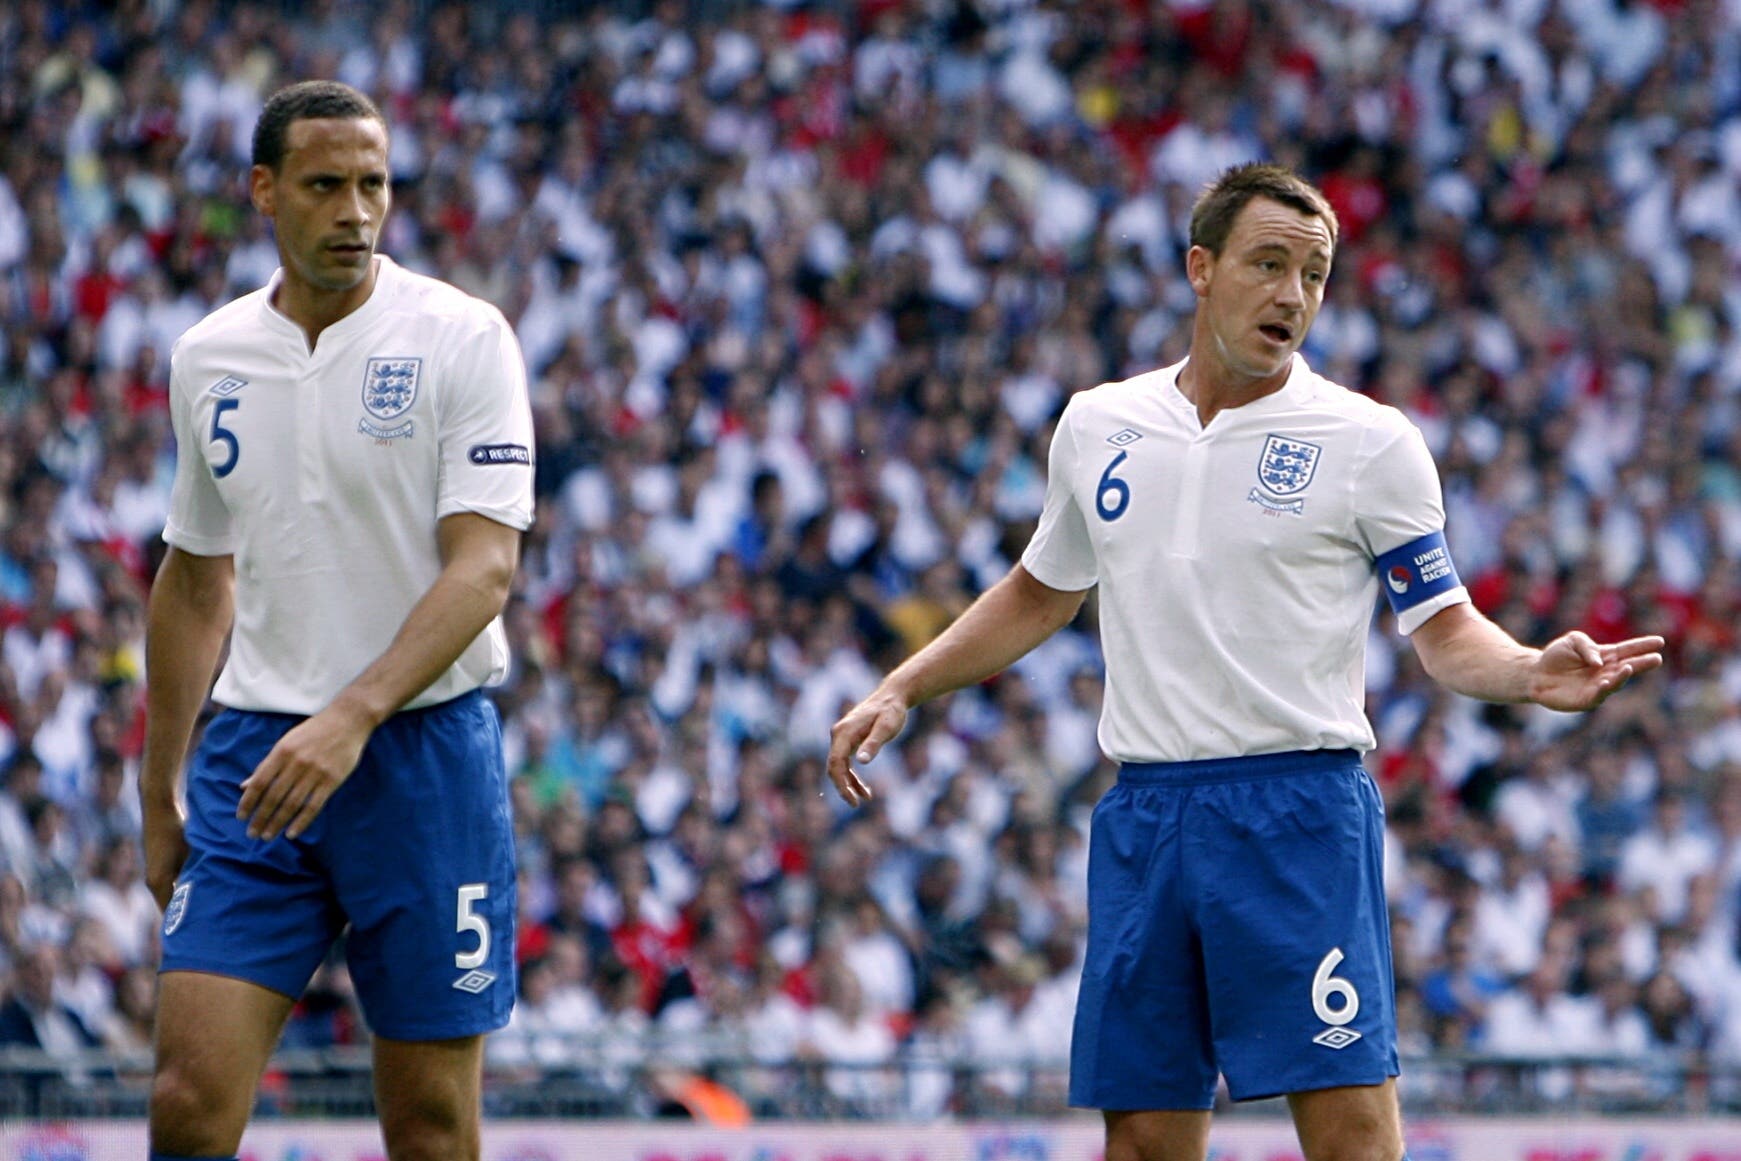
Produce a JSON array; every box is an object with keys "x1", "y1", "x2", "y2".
[
  {"x1": 1374, "y1": 530, "x2": 1461, "y2": 615},
  {"x1": 467, "y1": 443, "x2": 531, "y2": 466}
]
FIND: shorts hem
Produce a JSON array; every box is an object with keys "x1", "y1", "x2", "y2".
[
  {"x1": 157, "y1": 961, "x2": 305, "y2": 1003},
  {"x1": 367, "y1": 1012, "x2": 513, "y2": 1042},
  {"x1": 1068, "y1": 1088, "x2": 1215, "y2": 1112},
  {"x1": 1227, "y1": 1064, "x2": 1399, "y2": 1103}
]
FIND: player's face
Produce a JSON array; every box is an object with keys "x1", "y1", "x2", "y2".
[
  {"x1": 1187, "y1": 196, "x2": 1333, "y2": 382},
  {"x1": 251, "y1": 117, "x2": 390, "y2": 294}
]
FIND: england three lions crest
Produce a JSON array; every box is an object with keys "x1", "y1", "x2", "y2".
[
  {"x1": 1257, "y1": 434, "x2": 1322, "y2": 496},
  {"x1": 360, "y1": 357, "x2": 420, "y2": 440}
]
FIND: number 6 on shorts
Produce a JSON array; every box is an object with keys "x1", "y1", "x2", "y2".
[{"x1": 1312, "y1": 947, "x2": 1359, "y2": 1026}]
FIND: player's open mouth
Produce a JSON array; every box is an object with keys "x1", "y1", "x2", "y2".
[{"x1": 1260, "y1": 324, "x2": 1293, "y2": 343}]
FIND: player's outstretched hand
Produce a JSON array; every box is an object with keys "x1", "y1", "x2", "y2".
[
  {"x1": 238, "y1": 702, "x2": 374, "y2": 841},
  {"x1": 827, "y1": 688, "x2": 907, "y2": 808},
  {"x1": 1529, "y1": 631, "x2": 1665, "y2": 712}
]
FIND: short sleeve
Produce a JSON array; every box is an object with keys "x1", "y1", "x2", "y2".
[
  {"x1": 435, "y1": 309, "x2": 535, "y2": 531},
  {"x1": 162, "y1": 346, "x2": 235, "y2": 555},
  {"x1": 1020, "y1": 399, "x2": 1099, "y2": 592},
  {"x1": 1356, "y1": 419, "x2": 1469, "y2": 635}
]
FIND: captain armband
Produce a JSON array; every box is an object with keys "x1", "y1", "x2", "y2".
[{"x1": 1374, "y1": 531, "x2": 1462, "y2": 616}]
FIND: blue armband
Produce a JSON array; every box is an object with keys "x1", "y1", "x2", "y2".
[{"x1": 1375, "y1": 531, "x2": 1462, "y2": 615}]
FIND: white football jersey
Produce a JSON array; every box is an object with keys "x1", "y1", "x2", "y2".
[
  {"x1": 165, "y1": 256, "x2": 535, "y2": 715},
  {"x1": 1021, "y1": 355, "x2": 1468, "y2": 764}
]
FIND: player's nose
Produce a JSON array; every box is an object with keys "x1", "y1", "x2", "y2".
[{"x1": 335, "y1": 182, "x2": 372, "y2": 226}]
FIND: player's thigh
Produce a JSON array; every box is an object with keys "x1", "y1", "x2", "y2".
[
  {"x1": 165, "y1": 708, "x2": 348, "y2": 996},
  {"x1": 1104, "y1": 1109, "x2": 1212, "y2": 1161},
  {"x1": 1288, "y1": 1078, "x2": 1403, "y2": 1161},
  {"x1": 1187, "y1": 762, "x2": 1397, "y2": 1101},
  {"x1": 373, "y1": 1033, "x2": 484, "y2": 1159},
  {"x1": 325, "y1": 692, "x2": 516, "y2": 1040},
  {"x1": 1072, "y1": 780, "x2": 1217, "y2": 1112},
  {"x1": 151, "y1": 971, "x2": 296, "y2": 1149}
]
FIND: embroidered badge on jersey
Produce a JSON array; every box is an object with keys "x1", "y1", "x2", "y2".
[
  {"x1": 1249, "y1": 433, "x2": 1323, "y2": 516},
  {"x1": 1257, "y1": 434, "x2": 1322, "y2": 494},
  {"x1": 360, "y1": 357, "x2": 420, "y2": 440}
]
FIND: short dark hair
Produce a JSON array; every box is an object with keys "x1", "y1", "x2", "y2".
[
  {"x1": 1188, "y1": 163, "x2": 1339, "y2": 254},
  {"x1": 252, "y1": 80, "x2": 387, "y2": 171}
]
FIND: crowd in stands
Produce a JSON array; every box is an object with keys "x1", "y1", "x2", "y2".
[{"x1": 0, "y1": 0, "x2": 1740, "y2": 1117}]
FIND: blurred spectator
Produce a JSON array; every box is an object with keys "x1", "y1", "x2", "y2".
[
  {"x1": 0, "y1": 941, "x2": 101, "y2": 1059},
  {"x1": 1618, "y1": 790, "x2": 1718, "y2": 925}
]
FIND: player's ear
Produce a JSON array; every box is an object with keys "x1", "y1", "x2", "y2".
[
  {"x1": 249, "y1": 164, "x2": 275, "y2": 218},
  {"x1": 1185, "y1": 244, "x2": 1213, "y2": 296}
]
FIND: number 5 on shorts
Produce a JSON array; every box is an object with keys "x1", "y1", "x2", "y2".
[
  {"x1": 1312, "y1": 947, "x2": 1359, "y2": 1026},
  {"x1": 456, "y1": 883, "x2": 490, "y2": 969}
]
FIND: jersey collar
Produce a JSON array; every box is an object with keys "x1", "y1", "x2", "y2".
[
  {"x1": 259, "y1": 255, "x2": 399, "y2": 350},
  {"x1": 1158, "y1": 353, "x2": 1313, "y2": 427}
]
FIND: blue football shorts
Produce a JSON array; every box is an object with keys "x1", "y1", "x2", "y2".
[
  {"x1": 160, "y1": 690, "x2": 517, "y2": 1040},
  {"x1": 1070, "y1": 749, "x2": 1398, "y2": 1109}
]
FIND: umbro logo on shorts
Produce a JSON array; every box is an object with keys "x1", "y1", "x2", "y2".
[
  {"x1": 453, "y1": 970, "x2": 497, "y2": 994},
  {"x1": 1313, "y1": 1026, "x2": 1363, "y2": 1050}
]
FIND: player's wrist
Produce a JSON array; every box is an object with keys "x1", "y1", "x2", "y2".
[
  {"x1": 879, "y1": 675, "x2": 920, "y2": 712},
  {"x1": 139, "y1": 785, "x2": 181, "y2": 814},
  {"x1": 327, "y1": 690, "x2": 390, "y2": 733}
]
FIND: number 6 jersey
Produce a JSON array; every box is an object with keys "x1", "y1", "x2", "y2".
[{"x1": 1021, "y1": 354, "x2": 1469, "y2": 764}]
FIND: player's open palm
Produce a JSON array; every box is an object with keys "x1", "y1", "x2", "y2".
[
  {"x1": 827, "y1": 690, "x2": 904, "y2": 808},
  {"x1": 1529, "y1": 630, "x2": 1665, "y2": 712},
  {"x1": 238, "y1": 704, "x2": 374, "y2": 841}
]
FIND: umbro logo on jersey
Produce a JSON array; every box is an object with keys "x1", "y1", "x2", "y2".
[
  {"x1": 452, "y1": 970, "x2": 497, "y2": 994},
  {"x1": 1106, "y1": 428, "x2": 1143, "y2": 447},
  {"x1": 1313, "y1": 1027, "x2": 1363, "y2": 1050},
  {"x1": 208, "y1": 376, "x2": 248, "y2": 397}
]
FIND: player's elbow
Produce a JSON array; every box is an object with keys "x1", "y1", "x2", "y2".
[
  {"x1": 465, "y1": 554, "x2": 518, "y2": 612},
  {"x1": 153, "y1": 549, "x2": 235, "y2": 620}
]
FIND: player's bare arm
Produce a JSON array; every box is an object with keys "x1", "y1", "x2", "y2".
[
  {"x1": 828, "y1": 564, "x2": 1089, "y2": 807},
  {"x1": 141, "y1": 548, "x2": 236, "y2": 909},
  {"x1": 1409, "y1": 601, "x2": 1664, "y2": 712},
  {"x1": 236, "y1": 512, "x2": 521, "y2": 841}
]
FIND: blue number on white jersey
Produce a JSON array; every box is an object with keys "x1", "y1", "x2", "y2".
[
  {"x1": 211, "y1": 398, "x2": 241, "y2": 479},
  {"x1": 1097, "y1": 452, "x2": 1131, "y2": 521}
]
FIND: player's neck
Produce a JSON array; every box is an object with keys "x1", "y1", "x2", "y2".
[
  {"x1": 272, "y1": 257, "x2": 381, "y2": 352},
  {"x1": 1176, "y1": 344, "x2": 1291, "y2": 428}
]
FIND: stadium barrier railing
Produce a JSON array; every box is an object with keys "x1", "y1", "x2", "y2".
[{"x1": 0, "y1": 1046, "x2": 1736, "y2": 1120}]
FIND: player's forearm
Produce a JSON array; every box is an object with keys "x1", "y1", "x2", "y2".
[
  {"x1": 142, "y1": 551, "x2": 236, "y2": 809},
  {"x1": 1412, "y1": 603, "x2": 1541, "y2": 703},
  {"x1": 327, "y1": 549, "x2": 517, "y2": 730},
  {"x1": 883, "y1": 564, "x2": 1088, "y2": 709}
]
